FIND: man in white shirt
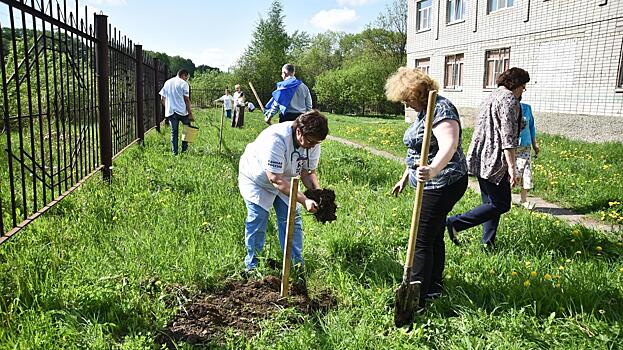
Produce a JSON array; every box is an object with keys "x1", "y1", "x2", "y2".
[
  {"x1": 214, "y1": 88, "x2": 233, "y2": 119},
  {"x1": 159, "y1": 69, "x2": 193, "y2": 155},
  {"x1": 238, "y1": 110, "x2": 329, "y2": 271},
  {"x1": 232, "y1": 84, "x2": 245, "y2": 128},
  {"x1": 263, "y1": 63, "x2": 313, "y2": 124}
]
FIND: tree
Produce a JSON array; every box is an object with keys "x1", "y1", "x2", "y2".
[
  {"x1": 374, "y1": 0, "x2": 408, "y2": 64},
  {"x1": 232, "y1": 0, "x2": 289, "y2": 104}
]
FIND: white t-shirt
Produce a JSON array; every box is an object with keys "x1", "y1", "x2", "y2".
[
  {"x1": 233, "y1": 91, "x2": 245, "y2": 107},
  {"x1": 159, "y1": 76, "x2": 189, "y2": 117},
  {"x1": 218, "y1": 94, "x2": 233, "y2": 110},
  {"x1": 238, "y1": 121, "x2": 321, "y2": 211}
]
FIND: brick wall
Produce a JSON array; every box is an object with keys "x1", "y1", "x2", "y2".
[{"x1": 406, "y1": 0, "x2": 623, "y2": 121}]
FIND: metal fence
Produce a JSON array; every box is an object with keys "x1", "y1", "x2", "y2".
[{"x1": 0, "y1": 0, "x2": 168, "y2": 244}]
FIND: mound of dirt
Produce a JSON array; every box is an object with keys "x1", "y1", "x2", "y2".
[
  {"x1": 157, "y1": 276, "x2": 336, "y2": 347},
  {"x1": 304, "y1": 188, "x2": 337, "y2": 223}
]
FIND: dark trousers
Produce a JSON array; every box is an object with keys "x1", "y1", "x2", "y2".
[
  {"x1": 232, "y1": 106, "x2": 245, "y2": 128},
  {"x1": 169, "y1": 113, "x2": 190, "y2": 155},
  {"x1": 279, "y1": 112, "x2": 302, "y2": 123},
  {"x1": 412, "y1": 175, "x2": 468, "y2": 303},
  {"x1": 449, "y1": 176, "x2": 511, "y2": 246}
]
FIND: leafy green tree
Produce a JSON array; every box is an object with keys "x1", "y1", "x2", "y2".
[{"x1": 232, "y1": 0, "x2": 289, "y2": 104}]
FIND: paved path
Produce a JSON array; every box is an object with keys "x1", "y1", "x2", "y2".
[{"x1": 328, "y1": 135, "x2": 621, "y2": 233}]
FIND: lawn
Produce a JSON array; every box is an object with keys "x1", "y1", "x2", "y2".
[
  {"x1": 327, "y1": 113, "x2": 623, "y2": 225},
  {"x1": 0, "y1": 109, "x2": 621, "y2": 349}
]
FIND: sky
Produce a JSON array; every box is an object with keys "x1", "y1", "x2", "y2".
[{"x1": 0, "y1": 0, "x2": 394, "y2": 71}]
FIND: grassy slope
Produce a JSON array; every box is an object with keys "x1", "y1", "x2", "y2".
[
  {"x1": 0, "y1": 109, "x2": 620, "y2": 349},
  {"x1": 327, "y1": 113, "x2": 623, "y2": 225}
]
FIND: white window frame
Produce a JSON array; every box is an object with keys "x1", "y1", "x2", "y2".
[
  {"x1": 415, "y1": 58, "x2": 431, "y2": 75},
  {"x1": 417, "y1": 0, "x2": 433, "y2": 32},
  {"x1": 444, "y1": 54, "x2": 464, "y2": 89},
  {"x1": 447, "y1": 0, "x2": 465, "y2": 24},
  {"x1": 488, "y1": 0, "x2": 514, "y2": 14},
  {"x1": 484, "y1": 48, "x2": 510, "y2": 88}
]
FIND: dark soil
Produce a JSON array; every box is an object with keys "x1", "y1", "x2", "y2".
[
  {"x1": 157, "y1": 276, "x2": 336, "y2": 347},
  {"x1": 304, "y1": 188, "x2": 337, "y2": 223}
]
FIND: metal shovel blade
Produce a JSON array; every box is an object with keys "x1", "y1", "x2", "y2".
[{"x1": 394, "y1": 280, "x2": 421, "y2": 327}]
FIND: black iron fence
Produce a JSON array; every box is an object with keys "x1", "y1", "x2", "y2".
[{"x1": 0, "y1": 0, "x2": 168, "y2": 243}]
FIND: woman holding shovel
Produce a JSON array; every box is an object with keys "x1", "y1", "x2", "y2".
[
  {"x1": 238, "y1": 110, "x2": 329, "y2": 272},
  {"x1": 386, "y1": 67, "x2": 468, "y2": 311}
]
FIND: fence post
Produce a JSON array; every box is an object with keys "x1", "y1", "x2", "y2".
[
  {"x1": 154, "y1": 58, "x2": 161, "y2": 132},
  {"x1": 95, "y1": 14, "x2": 112, "y2": 182},
  {"x1": 135, "y1": 44, "x2": 145, "y2": 144}
]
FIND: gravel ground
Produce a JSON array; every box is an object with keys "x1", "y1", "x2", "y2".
[{"x1": 458, "y1": 108, "x2": 623, "y2": 143}]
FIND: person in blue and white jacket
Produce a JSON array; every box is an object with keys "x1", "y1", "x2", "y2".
[
  {"x1": 516, "y1": 102, "x2": 540, "y2": 208},
  {"x1": 263, "y1": 63, "x2": 312, "y2": 124}
]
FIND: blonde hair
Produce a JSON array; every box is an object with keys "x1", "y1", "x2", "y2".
[{"x1": 385, "y1": 67, "x2": 439, "y2": 109}]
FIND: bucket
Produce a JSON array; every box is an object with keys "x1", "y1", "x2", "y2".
[{"x1": 182, "y1": 124, "x2": 199, "y2": 143}]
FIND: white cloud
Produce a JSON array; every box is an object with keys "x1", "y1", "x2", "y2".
[
  {"x1": 310, "y1": 8, "x2": 359, "y2": 31},
  {"x1": 183, "y1": 47, "x2": 239, "y2": 72},
  {"x1": 88, "y1": 0, "x2": 127, "y2": 6},
  {"x1": 336, "y1": 0, "x2": 374, "y2": 6}
]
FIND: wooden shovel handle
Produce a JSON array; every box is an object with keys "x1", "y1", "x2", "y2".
[
  {"x1": 280, "y1": 177, "x2": 299, "y2": 297},
  {"x1": 248, "y1": 82, "x2": 265, "y2": 113},
  {"x1": 403, "y1": 90, "x2": 437, "y2": 273}
]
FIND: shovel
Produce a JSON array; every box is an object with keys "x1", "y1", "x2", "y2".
[
  {"x1": 218, "y1": 102, "x2": 225, "y2": 153},
  {"x1": 280, "y1": 176, "x2": 300, "y2": 297},
  {"x1": 248, "y1": 81, "x2": 265, "y2": 113},
  {"x1": 394, "y1": 89, "x2": 438, "y2": 327}
]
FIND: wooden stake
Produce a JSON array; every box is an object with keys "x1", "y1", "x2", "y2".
[
  {"x1": 280, "y1": 177, "x2": 299, "y2": 297},
  {"x1": 248, "y1": 82, "x2": 265, "y2": 113}
]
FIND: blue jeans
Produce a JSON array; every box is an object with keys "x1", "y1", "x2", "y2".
[
  {"x1": 244, "y1": 197, "x2": 304, "y2": 270},
  {"x1": 449, "y1": 176, "x2": 511, "y2": 246},
  {"x1": 225, "y1": 109, "x2": 232, "y2": 119},
  {"x1": 169, "y1": 113, "x2": 190, "y2": 155}
]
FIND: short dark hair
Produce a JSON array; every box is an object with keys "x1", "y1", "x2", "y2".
[
  {"x1": 496, "y1": 67, "x2": 530, "y2": 90},
  {"x1": 293, "y1": 110, "x2": 329, "y2": 140},
  {"x1": 282, "y1": 63, "x2": 295, "y2": 75},
  {"x1": 177, "y1": 69, "x2": 189, "y2": 77}
]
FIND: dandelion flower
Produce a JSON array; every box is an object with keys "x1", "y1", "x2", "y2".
[
  {"x1": 596, "y1": 246, "x2": 603, "y2": 252},
  {"x1": 544, "y1": 274, "x2": 552, "y2": 280},
  {"x1": 530, "y1": 271, "x2": 537, "y2": 278},
  {"x1": 620, "y1": 267, "x2": 623, "y2": 273},
  {"x1": 559, "y1": 266, "x2": 565, "y2": 271},
  {"x1": 523, "y1": 280, "x2": 531, "y2": 287},
  {"x1": 511, "y1": 271, "x2": 518, "y2": 277}
]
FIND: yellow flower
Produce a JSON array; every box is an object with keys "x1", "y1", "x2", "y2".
[
  {"x1": 523, "y1": 280, "x2": 531, "y2": 287},
  {"x1": 530, "y1": 271, "x2": 537, "y2": 278},
  {"x1": 525, "y1": 261, "x2": 532, "y2": 267},
  {"x1": 544, "y1": 274, "x2": 552, "y2": 280},
  {"x1": 596, "y1": 246, "x2": 603, "y2": 252},
  {"x1": 511, "y1": 271, "x2": 518, "y2": 277},
  {"x1": 556, "y1": 283, "x2": 561, "y2": 288},
  {"x1": 559, "y1": 266, "x2": 565, "y2": 271},
  {"x1": 620, "y1": 267, "x2": 623, "y2": 273}
]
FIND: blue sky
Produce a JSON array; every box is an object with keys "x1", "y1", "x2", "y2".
[{"x1": 0, "y1": 0, "x2": 392, "y2": 71}]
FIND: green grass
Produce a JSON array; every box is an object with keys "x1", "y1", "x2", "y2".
[
  {"x1": 0, "y1": 109, "x2": 621, "y2": 349},
  {"x1": 326, "y1": 113, "x2": 623, "y2": 225}
]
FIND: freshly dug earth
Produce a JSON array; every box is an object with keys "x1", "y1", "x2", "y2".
[
  {"x1": 304, "y1": 188, "x2": 337, "y2": 223},
  {"x1": 158, "y1": 276, "x2": 336, "y2": 347}
]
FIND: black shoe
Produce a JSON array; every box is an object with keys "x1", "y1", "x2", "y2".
[{"x1": 446, "y1": 218, "x2": 460, "y2": 246}]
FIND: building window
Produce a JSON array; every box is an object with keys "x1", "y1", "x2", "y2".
[
  {"x1": 445, "y1": 54, "x2": 464, "y2": 89},
  {"x1": 415, "y1": 58, "x2": 430, "y2": 75},
  {"x1": 484, "y1": 48, "x2": 510, "y2": 88},
  {"x1": 488, "y1": 0, "x2": 514, "y2": 13},
  {"x1": 447, "y1": 0, "x2": 465, "y2": 23},
  {"x1": 417, "y1": 0, "x2": 432, "y2": 31}
]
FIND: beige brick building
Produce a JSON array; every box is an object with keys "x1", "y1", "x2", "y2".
[{"x1": 406, "y1": 0, "x2": 623, "y2": 122}]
